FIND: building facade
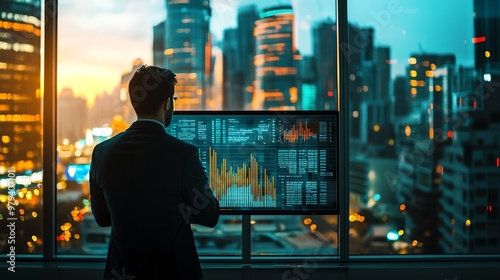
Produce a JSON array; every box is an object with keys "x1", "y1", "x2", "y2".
[
  {"x1": 253, "y1": 5, "x2": 298, "y2": 110},
  {"x1": 0, "y1": 0, "x2": 42, "y2": 172},
  {"x1": 155, "y1": 0, "x2": 212, "y2": 110}
]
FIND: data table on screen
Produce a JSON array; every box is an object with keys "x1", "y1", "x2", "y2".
[{"x1": 167, "y1": 111, "x2": 339, "y2": 214}]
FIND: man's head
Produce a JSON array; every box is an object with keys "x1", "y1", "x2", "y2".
[{"x1": 128, "y1": 65, "x2": 177, "y2": 127}]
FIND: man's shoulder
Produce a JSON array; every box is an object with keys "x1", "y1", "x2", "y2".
[
  {"x1": 166, "y1": 134, "x2": 198, "y2": 152},
  {"x1": 92, "y1": 131, "x2": 197, "y2": 154},
  {"x1": 92, "y1": 132, "x2": 124, "y2": 152}
]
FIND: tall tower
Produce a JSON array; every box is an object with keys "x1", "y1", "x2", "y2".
[
  {"x1": 298, "y1": 56, "x2": 317, "y2": 110},
  {"x1": 393, "y1": 76, "x2": 411, "y2": 117},
  {"x1": 222, "y1": 28, "x2": 243, "y2": 110},
  {"x1": 473, "y1": 0, "x2": 500, "y2": 74},
  {"x1": 0, "y1": 0, "x2": 42, "y2": 172},
  {"x1": 406, "y1": 53, "x2": 455, "y2": 105},
  {"x1": 438, "y1": 125, "x2": 500, "y2": 253},
  {"x1": 163, "y1": 0, "x2": 211, "y2": 110},
  {"x1": 237, "y1": 5, "x2": 258, "y2": 109},
  {"x1": 346, "y1": 24, "x2": 369, "y2": 140},
  {"x1": 153, "y1": 21, "x2": 165, "y2": 67},
  {"x1": 253, "y1": 5, "x2": 298, "y2": 110},
  {"x1": 312, "y1": 20, "x2": 336, "y2": 110},
  {"x1": 57, "y1": 88, "x2": 88, "y2": 144},
  {"x1": 473, "y1": 0, "x2": 500, "y2": 122}
]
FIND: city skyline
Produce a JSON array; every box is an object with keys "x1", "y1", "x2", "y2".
[
  {"x1": 1, "y1": 0, "x2": 499, "y2": 256},
  {"x1": 58, "y1": 0, "x2": 472, "y2": 108}
]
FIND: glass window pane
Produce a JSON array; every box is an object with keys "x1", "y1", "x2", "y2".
[
  {"x1": 0, "y1": 0, "x2": 43, "y2": 256},
  {"x1": 193, "y1": 215, "x2": 242, "y2": 255},
  {"x1": 251, "y1": 215, "x2": 338, "y2": 256},
  {"x1": 57, "y1": 0, "x2": 338, "y2": 257},
  {"x1": 348, "y1": 0, "x2": 500, "y2": 254}
]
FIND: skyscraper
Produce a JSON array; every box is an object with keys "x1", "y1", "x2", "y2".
[
  {"x1": 473, "y1": 0, "x2": 500, "y2": 74},
  {"x1": 438, "y1": 125, "x2": 500, "y2": 253},
  {"x1": 222, "y1": 28, "x2": 243, "y2": 110},
  {"x1": 407, "y1": 53, "x2": 456, "y2": 104},
  {"x1": 153, "y1": 21, "x2": 165, "y2": 67},
  {"x1": 57, "y1": 88, "x2": 88, "y2": 144},
  {"x1": 253, "y1": 5, "x2": 298, "y2": 110},
  {"x1": 157, "y1": 0, "x2": 212, "y2": 110},
  {"x1": 237, "y1": 5, "x2": 258, "y2": 109},
  {"x1": 312, "y1": 20, "x2": 336, "y2": 110},
  {"x1": 0, "y1": 0, "x2": 42, "y2": 172},
  {"x1": 345, "y1": 24, "x2": 368, "y2": 140},
  {"x1": 393, "y1": 76, "x2": 411, "y2": 117},
  {"x1": 298, "y1": 56, "x2": 317, "y2": 110},
  {"x1": 473, "y1": 0, "x2": 500, "y2": 122},
  {"x1": 436, "y1": 0, "x2": 500, "y2": 253},
  {"x1": 359, "y1": 46, "x2": 393, "y2": 150}
]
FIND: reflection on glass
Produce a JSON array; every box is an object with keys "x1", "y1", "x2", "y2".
[
  {"x1": 348, "y1": 0, "x2": 500, "y2": 254},
  {"x1": 193, "y1": 215, "x2": 242, "y2": 255},
  {"x1": 0, "y1": 0, "x2": 43, "y2": 255},
  {"x1": 251, "y1": 215, "x2": 338, "y2": 256},
  {"x1": 57, "y1": 0, "x2": 337, "y2": 256}
]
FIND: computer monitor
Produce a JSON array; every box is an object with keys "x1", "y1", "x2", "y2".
[{"x1": 166, "y1": 111, "x2": 339, "y2": 215}]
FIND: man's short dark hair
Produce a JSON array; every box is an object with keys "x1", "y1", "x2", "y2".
[{"x1": 128, "y1": 65, "x2": 177, "y2": 115}]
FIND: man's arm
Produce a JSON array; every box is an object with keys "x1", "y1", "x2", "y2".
[
  {"x1": 89, "y1": 149, "x2": 112, "y2": 227},
  {"x1": 180, "y1": 147, "x2": 220, "y2": 227}
]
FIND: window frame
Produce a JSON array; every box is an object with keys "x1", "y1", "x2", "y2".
[{"x1": 6, "y1": 0, "x2": 497, "y2": 265}]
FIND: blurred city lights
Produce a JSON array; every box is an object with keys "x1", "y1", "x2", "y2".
[
  {"x1": 369, "y1": 171, "x2": 376, "y2": 181},
  {"x1": 405, "y1": 125, "x2": 412, "y2": 137},
  {"x1": 484, "y1": 73, "x2": 491, "y2": 82},
  {"x1": 387, "y1": 231, "x2": 400, "y2": 241}
]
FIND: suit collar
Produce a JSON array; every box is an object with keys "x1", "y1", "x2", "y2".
[
  {"x1": 136, "y1": 118, "x2": 165, "y2": 128},
  {"x1": 128, "y1": 120, "x2": 166, "y2": 133}
]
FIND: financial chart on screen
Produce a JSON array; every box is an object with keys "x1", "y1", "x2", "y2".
[{"x1": 166, "y1": 111, "x2": 339, "y2": 214}]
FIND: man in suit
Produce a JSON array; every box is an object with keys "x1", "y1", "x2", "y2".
[{"x1": 90, "y1": 65, "x2": 220, "y2": 280}]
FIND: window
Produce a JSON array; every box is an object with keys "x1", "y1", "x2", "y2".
[
  {"x1": 1, "y1": 0, "x2": 499, "y2": 267},
  {"x1": 0, "y1": 0, "x2": 43, "y2": 255},
  {"x1": 56, "y1": 0, "x2": 338, "y2": 257},
  {"x1": 348, "y1": 0, "x2": 500, "y2": 254}
]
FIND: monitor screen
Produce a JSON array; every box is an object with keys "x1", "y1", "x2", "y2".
[{"x1": 166, "y1": 111, "x2": 339, "y2": 214}]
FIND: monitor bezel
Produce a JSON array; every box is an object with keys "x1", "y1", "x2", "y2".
[{"x1": 170, "y1": 110, "x2": 340, "y2": 215}]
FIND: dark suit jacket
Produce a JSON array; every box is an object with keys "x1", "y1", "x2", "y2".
[{"x1": 90, "y1": 120, "x2": 220, "y2": 280}]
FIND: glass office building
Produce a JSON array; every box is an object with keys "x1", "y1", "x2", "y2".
[{"x1": 0, "y1": 0, "x2": 499, "y2": 279}]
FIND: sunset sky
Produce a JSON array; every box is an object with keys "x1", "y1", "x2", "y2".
[{"x1": 57, "y1": 0, "x2": 474, "y2": 108}]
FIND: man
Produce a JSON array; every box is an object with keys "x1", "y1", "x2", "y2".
[{"x1": 90, "y1": 65, "x2": 220, "y2": 280}]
